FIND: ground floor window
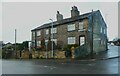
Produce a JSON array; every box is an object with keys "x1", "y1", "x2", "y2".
[
  {"x1": 51, "y1": 39, "x2": 57, "y2": 45},
  {"x1": 101, "y1": 40, "x2": 103, "y2": 45},
  {"x1": 68, "y1": 37, "x2": 76, "y2": 44},
  {"x1": 37, "y1": 41, "x2": 41, "y2": 46},
  {"x1": 104, "y1": 40, "x2": 106, "y2": 45},
  {"x1": 45, "y1": 40, "x2": 48, "y2": 45},
  {"x1": 32, "y1": 40, "x2": 35, "y2": 47}
]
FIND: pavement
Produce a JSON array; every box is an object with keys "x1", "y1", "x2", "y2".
[
  {"x1": 13, "y1": 45, "x2": 118, "y2": 64},
  {"x1": 94, "y1": 45, "x2": 119, "y2": 60},
  {"x1": 1, "y1": 45, "x2": 119, "y2": 74},
  {"x1": 45, "y1": 45, "x2": 120, "y2": 62}
]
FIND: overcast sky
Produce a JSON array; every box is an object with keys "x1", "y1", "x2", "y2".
[{"x1": 2, "y1": 2, "x2": 118, "y2": 43}]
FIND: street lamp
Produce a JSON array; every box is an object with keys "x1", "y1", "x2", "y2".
[
  {"x1": 45, "y1": 42, "x2": 48, "y2": 59},
  {"x1": 49, "y1": 19, "x2": 54, "y2": 58},
  {"x1": 15, "y1": 29, "x2": 17, "y2": 59}
]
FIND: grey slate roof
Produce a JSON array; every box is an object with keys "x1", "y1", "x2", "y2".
[{"x1": 31, "y1": 10, "x2": 99, "y2": 31}]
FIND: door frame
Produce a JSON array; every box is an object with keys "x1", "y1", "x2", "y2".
[{"x1": 79, "y1": 35, "x2": 86, "y2": 46}]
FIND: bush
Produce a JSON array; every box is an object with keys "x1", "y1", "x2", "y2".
[{"x1": 63, "y1": 44, "x2": 79, "y2": 51}]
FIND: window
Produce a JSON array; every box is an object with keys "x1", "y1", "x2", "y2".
[
  {"x1": 51, "y1": 27, "x2": 57, "y2": 34},
  {"x1": 68, "y1": 37, "x2": 75, "y2": 44},
  {"x1": 32, "y1": 32, "x2": 35, "y2": 39},
  {"x1": 67, "y1": 24, "x2": 75, "y2": 31},
  {"x1": 45, "y1": 40, "x2": 48, "y2": 45},
  {"x1": 37, "y1": 41, "x2": 41, "y2": 46},
  {"x1": 51, "y1": 39, "x2": 57, "y2": 45},
  {"x1": 32, "y1": 32, "x2": 35, "y2": 36},
  {"x1": 104, "y1": 40, "x2": 106, "y2": 45},
  {"x1": 79, "y1": 22, "x2": 84, "y2": 30},
  {"x1": 101, "y1": 40, "x2": 104, "y2": 45},
  {"x1": 46, "y1": 29, "x2": 49, "y2": 35},
  {"x1": 37, "y1": 30, "x2": 41, "y2": 36},
  {"x1": 100, "y1": 27, "x2": 102, "y2": 33},
  {"x1": 104, "y1": 29, "x2": 106, "y2": 34},
  {"x1": 32, "y1": 40, "x2": 35, "y2": 47},
  {"x1": 45, "y1": 40, "x2": 48, "y2": 43}
]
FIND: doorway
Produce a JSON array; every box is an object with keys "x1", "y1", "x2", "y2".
[{"x1": 79, "y1": 35, "x2": 85, "y2": 46}]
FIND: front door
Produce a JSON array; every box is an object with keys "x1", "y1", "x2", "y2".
[{"x1": 79, "y1": 36, "x2": 85, "y2": 46}]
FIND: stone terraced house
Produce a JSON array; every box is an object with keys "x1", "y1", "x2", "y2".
[{"x1": 31, "y1": 6, "x2": 108, "y2": 58}]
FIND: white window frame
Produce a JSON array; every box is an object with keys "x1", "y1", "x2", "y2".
[
  {"x1": 32, "y1": 32, "x2": 35, "y2": 38},
  {"x1": 45, "y1": 40, "x2": 48, "y2": 43},
  {"x1": 67, "y1": 24, "x2": 75, "y2": 31},
  {"x1": 104, "y1": 40, "x2": 106, "y2": 45},
  {"x1": 37, "y1": 30, "x2": 41, "y2": 36},
  {"x1": 79, "y1": 22, "x2": 84, "y2": 30},
  {"x1": 101, "y1": 40, "x2": 104, "y2": 45},
  {"x1": 37, "y1": 41, "x2": 41, "y2": 46},
  {"x1": 51, "y1": 39, "x2": 57, "y2": 45},
  {"x1": 100, "y1": 27, "x2": 102, "y2": 33},
  {"x1": 68, "y1": 37, "x2": 76, "y2": 44},
  {"x1": 104, "y1": 29, "x2": 106, "y2": 34},
  {"x1": 51, "y1": 27, "x2": 57, "y2": 34},
  {"x1": 46, "y1": 29, "x2": 49, "y2": 35},
  {"x1": 45, "y1": 40, "x2": 48, "y2": 46}
]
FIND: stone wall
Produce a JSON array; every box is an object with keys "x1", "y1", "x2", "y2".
[
  {"x1": 31, "y1": 51, "x2": 66, "y2": 59},
  {"x1": 16, "y1": 50, "x2": 30, "y2": 59},
  {"x1": 21, "y1": 51, "x2": 30, "y2": 59}
]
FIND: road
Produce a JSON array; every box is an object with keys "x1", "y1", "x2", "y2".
[{"x1": 1, "y1": 45, "x2": 119, "y2": 74}]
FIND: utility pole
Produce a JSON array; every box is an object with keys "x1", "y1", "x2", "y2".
[
  {"x1": 90, "y1": 10, "x2": 94, "y2": 59},
  {"x1": 15, "y1": 29, "x2": 17, "y2": 59},
  {"x1": 49, "y1": 19, "x2": 54, "y2": 58}
]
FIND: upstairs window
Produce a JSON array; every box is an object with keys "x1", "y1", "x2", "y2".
[
  {"x1": 46, "y1": 29, "x2": 49, "y2": 35},
  {"x1": 51, "y1": 27, "x2": 57, "y2": 34},
  {"x1": 100, "y1": 27, "x2": 102, "y2": 33},
  {"x1": 79, "y1": 22, "x2": 84, "y2": 30},
  {"x1": 67, "y1": 24, "x2": 75, "y2": 31},
  {"x1": 32, "y1": 32, "x2": 35, "y2": 38},
  {"x1": 37, "y1": 30, "x2": 41, "y2": 36},
  {"x1": 68, "y1": 37, "x2": 76, "y2": 44},
  {"x1": 104, "y1": 29, "x2": 106, "y2": 35}
]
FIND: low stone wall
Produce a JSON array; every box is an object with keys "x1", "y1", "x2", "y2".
[
  {"x1": 55, "y1": 51, "x2": 66, "y2": 58},
  {"x1": 16, "y1": 50, "x2": 30, "y2": 59},
  {"x1": 32, "y1": 51, "x2": 66, "y2": 59},
  {"x1": 21, "y1": 51, "x2": 30, "y2": 59},
  {"x1": 32, "y1": 51, "x2": 46, "y2": 59},
  {"x1": 16, "y1": 50, "x2": 66, "y2": 59}
]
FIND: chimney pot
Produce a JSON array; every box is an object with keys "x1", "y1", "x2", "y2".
[
  {"x1": 71, "y1": 6, "x2": 80, "y2": 17},
  {"x1": 56, "y1": 11, "x2": 63, "y2": 21}
]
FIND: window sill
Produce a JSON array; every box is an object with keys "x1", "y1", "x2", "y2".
[{"x1": 67, "y1": 30, "x2": 76, "y2": 32}]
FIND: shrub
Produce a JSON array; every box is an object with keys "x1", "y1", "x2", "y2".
[{"x1": 63, "y1": 44, "x2": 79, "y2": 51}]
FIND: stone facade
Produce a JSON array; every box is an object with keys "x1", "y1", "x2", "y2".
[{"x1": 31, "y1": 6, "x2": 108, "y2": 58}]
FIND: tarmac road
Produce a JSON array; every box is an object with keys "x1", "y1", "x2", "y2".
[{"x1": 1, "y1": 45, "x2": 119, "y2": 74}]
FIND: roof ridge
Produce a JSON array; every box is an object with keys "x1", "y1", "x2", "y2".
[{"x1": 31, "y1": 10, "x2": 99, "y2": 31}]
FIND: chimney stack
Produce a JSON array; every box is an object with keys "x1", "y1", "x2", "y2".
[
  {"x1": 56, "y1": 11, "x2": 63, "y2": 21},
  {"x1": 71, "y1": 6, "x2": 80, "y2": 17}
]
